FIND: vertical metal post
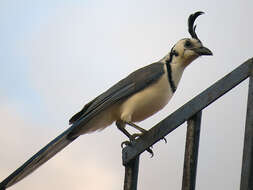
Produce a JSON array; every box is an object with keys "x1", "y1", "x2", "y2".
[
  {"x1": 123, "y1": 155, "x2": 140, "y2": 190},
  {"x1": 240, "y1": 74, "x2": 253, "y2": 190},
  {"x1": 182, "y1": 111, "x2": 202, "y2": 190}
]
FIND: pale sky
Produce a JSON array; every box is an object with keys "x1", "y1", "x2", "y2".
[{"x1": 1, "y1": 0, "x2": 253, "y2": 190}]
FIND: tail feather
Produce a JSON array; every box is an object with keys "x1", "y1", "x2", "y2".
[
  {"x1": 1, "y1": 97, "x2": 108, "y2": 189},
  {"x1": 0, "y1": 125, "x2": 78, "y2": 189}
]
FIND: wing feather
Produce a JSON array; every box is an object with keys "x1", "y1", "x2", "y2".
[{"x1": 68, "y1": 62, "x2": 165, "y2": 138}]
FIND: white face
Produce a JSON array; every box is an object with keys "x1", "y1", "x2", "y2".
[{"x1": 171, "y1": 38, "x2": 212, "y2": 67}]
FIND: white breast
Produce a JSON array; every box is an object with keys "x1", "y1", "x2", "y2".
[
  {"x1": 119, "y1": 64, "x2": 173, "y2": 122},
  {"x1": 73, "y1": 61, "x2": 186, "y2": 136}
]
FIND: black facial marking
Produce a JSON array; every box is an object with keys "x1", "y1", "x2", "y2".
[{"x1": 165, "y1": 52, "x2": 177, "y2": 93}]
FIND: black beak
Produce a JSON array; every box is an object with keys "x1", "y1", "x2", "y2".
[{"x1": 193, "y1": 46, "x2": 213, "y2": 56}]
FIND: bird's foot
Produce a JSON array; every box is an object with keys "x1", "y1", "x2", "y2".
[
  {"x1": 120, "y1": 134, "x2": 138, "y2": 148},
  {"x1": 121, "y1": 140, "x2": 132, "y2": 148},
  {"x1": 121, "y1": 140, "x2": 154, "y2": 157},
  {"x1": 121, "y1": 134, "x2": 154, "y2": 157},
  {"x1": 162, "y1": 137, "x2": 167, "y2": 144}
]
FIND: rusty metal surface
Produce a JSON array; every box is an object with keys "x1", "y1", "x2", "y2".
[
  {"x1": 122, "y1": 58, "x2": 253, "y2": 164},
  {"x1": 124, "y1": 156, "x2": 140, "y2": 190},
  {"x1": 182, "y1": 112, "x2": 202, "y2": 190},
  {"x1": 240, "y1": 73, "x2": 253, "y2": 190}
]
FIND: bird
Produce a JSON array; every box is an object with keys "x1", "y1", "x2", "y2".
[
  {"x1": 0, "y1": 12, "x2": 213, "y2": 189},
  {"x1": 67, "y1": 11, "x2": 212, "y2": 154}
]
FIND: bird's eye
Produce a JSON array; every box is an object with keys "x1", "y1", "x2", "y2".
[{"x1": 185, "y1": 40, "x2": 192, "y2": 48}]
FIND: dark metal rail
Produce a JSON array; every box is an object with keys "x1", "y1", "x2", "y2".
[
  {"x1": 122, "y1": 58, "x2": 253, "y2": 190},
  {"x1": 0, "y1": 58, "x2": 252, "y2": 190},
  {"x1": 182, "y1": 112, "x2": 202, "y2": 190},
  {"x1": 124, "y1": 156, "x2": 140, "y2": 190},
  {"x1": 240, "y1": 73, "x2": 253, "y2": 190}
]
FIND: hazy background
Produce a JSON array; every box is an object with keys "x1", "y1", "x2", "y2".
[{"x1": 0, "y1": 0, "x2": 253, "y2": 190}]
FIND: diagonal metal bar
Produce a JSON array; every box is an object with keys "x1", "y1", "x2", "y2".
[
  {"x1": 122, "y1": 58, "x2": 253, "y2": 164},
  {"x1": 124, "y1": 156, "x2": 140, "y2": 190},
  {"x1": 182, "y1": 112, "x2": 202, "y2": 190},
  {"x1": 240, "y1": 72, "x2": 253, "y2": 190}
]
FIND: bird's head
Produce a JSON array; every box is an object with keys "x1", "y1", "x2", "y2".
[{"x1": 166, "y1": 11, "x2": 212, "y2": 67}]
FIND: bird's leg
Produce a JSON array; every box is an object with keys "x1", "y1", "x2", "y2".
[
  {"x1": 116, "y1": 120, "x2": 136, "y2": 147},
  {"x1": 125, "y1": 122, "x2": 148, "y2": 140},
  {"x1": 125, "y1": 121, "x2": 146, "y2": 133},
  {"x1": 125, "y1": 121, "x2": 167, "y2": 144},
  {"x1": 116, "y1": 120, "x2": 154, "y2": 157},
  {"x1": 116, "y1": 121, "x2": 133, "y2": 140}
]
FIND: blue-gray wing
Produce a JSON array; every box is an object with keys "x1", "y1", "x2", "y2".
[
  {"x1": 0, "y1": 62, "x2": 165, "y2": 189},
  {"x1": 68, "y1": 62, "x2": 165, "y2": 136}
]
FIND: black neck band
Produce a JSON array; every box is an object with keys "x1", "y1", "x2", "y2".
[{"x1": 165, "y1": 52, "x2": 177, "y2": 93}]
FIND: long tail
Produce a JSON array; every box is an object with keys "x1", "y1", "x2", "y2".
[{"x1": 0, "y1": 125, "x2": 78, "y2": 190}]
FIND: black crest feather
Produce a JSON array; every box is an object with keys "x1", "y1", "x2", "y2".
[{"x1": 188, "y1": 11, "x2": 204, "y2": 40}]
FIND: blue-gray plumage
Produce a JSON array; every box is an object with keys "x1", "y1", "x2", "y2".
[
  {"x1": 68, "y1": 62, "x2": 165, "y2": 137},
  {"x1": 69, "y1": 63, "x2": 165, "y2": 124},
  {"x1": 68, "y1": 11, "x2": 212, "y2": 142},
  {"x1": 0, "y1": 12, "x2": 213, "y2": 189}
]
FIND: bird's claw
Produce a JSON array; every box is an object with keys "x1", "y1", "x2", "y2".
[
  {"x1": 120, "y1": 133, "x2": 142, "y2": 148},
  {"x1": 162, "y1": 137, "x2": 167, "y2": 144},
  {"x1": 120, "y1": 131, "x2": 155, "y2": 157},
  {"x1": 120, "y1": 139, "x2": 154, "y2": 157},
  {"x1": 121, "y1": 140, "x2": 132, "y2": 148},
  {"x1": 146, "y1": 147, "x2": 154, "y2": 157}
]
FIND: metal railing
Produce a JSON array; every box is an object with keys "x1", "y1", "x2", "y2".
[
  {"x1": 122, "y1": 58, "x2": 253, "y2": 190},
  {"x1": 0, "y1": 58, "x2": 252, "y2": 190}
]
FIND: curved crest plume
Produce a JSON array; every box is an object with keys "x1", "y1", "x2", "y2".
[{"x1": 188, "y1": 11, "x2": 204, "y2": 40}]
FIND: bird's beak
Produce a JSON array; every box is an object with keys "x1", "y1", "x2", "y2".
[{"x1": 193, "y1": 46, "x2": 213, "y2": 56}]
